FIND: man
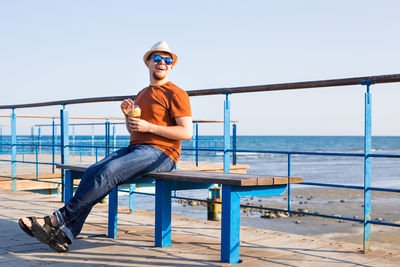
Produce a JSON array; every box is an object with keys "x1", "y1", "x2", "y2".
[{"x1": 19, "y1": 41, "x2": 192, "y2": 252}]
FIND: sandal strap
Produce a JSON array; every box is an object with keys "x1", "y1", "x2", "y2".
[
  {"x1": 44, "y1": 216, "x2": 53, "y2": 227},
  {"x1": 53, "y1": 227, "x2": 71, "y2": 245}
]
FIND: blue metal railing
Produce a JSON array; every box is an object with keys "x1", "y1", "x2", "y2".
[{"x1": 1, "y1": 73, "x2": 400, "y2": 252}]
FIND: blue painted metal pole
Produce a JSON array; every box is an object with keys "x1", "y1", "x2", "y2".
[
  {"x1": 30, "y1": 126, "x2": 34, "y2": 153},
  {"x1": 129, "y1": 184, "x2": 136, "y2": 214},
  {"x1": 64, "y1": 170, "x2": 73, "y2": 204},
  {"x1": 38, "y1": 127, "x2": 41, "y2": 152},
  {"x1": 105, "y1": 120, "x2": 110, "y2": 157},
  {"x1": 52, "y1": 118, "x2": 55, "y2": 173},
  {"x1": 195, "y1": 122, "x2": 199, "y2": 167},
  {"x1": 108, "y1": 187, "x2": 118, "y2": 238},
  {"x1": 287, "y1": 154, "x2": 291, "y2": 212},
  {"x1": 54, "y1": 126, "x2": 57, "y2": 152},
  {"x1": 191, "y1": 123, "x2": 195, "y2": 162},
  {"x1": 223, "y1": 93, "x2": 231, "y2": 173},
  {"x1": 35, "y1": 145, "x2": 39, "y2": 179},
  {"x1": 232, "y1": 123, "x2": 237, "y2": 165},
  {"x1": 113, "y1": 124, "x2": 116, "y2": 152},
  {"x1": 91, "y1": 124, "x2": 95, "y2": 156},
  {"x1": 155, "y1": 180, "x2": 172, "y2": 247},
  {"x1": 362, "y1": 80, "x2": 373, "y2": 253},
  {"x1": 60, "y1": 106, "x2": 69, "y2": 202},
  {"x1": 11, "y1": 109, "x2": 17, "y2": 193},
  {"x1": 221, "y1": 185, "x2": 240, "y2": 263},
  {"x1": 72, "y1": 125, "x2": 75, "y2": 155}
]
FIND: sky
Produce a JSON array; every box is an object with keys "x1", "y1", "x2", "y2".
[{"x1": 0, "y1": 0, "x2": 399, "y2": 136}]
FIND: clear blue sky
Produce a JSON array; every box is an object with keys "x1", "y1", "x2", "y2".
[{"x1": 0, "y1": 0, "x2": 399, "y2": 135}]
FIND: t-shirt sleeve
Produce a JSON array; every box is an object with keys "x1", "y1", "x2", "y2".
[{"x1": 170, "y1": 90, "x2": 192, "y2": 118}]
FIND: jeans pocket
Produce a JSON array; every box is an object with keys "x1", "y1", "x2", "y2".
[{"x1": 156, "y1": 157, "x2": 175, "y2": 172}]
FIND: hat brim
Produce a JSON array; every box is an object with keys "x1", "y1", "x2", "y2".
[{"x1": 143, "y1": 49, "x2": 178, "y2": 67}]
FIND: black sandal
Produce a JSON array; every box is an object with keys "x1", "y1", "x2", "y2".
[
  {"x1": 18, "y1": 217, "x2": 35, "y2": 237},
  {"x1": 31, "y1": 216, "x2": 55, "y2": 244},
  {"x1": 48, "y1": 227, "x2": 71, "y2": 252},
  {"x1": 30, "y1": 216, "x2": 71, "y2": 252}
]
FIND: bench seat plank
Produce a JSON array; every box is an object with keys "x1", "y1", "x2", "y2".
[
  {"x1": 57, "y1": 164, "x2": 302, "y2": 186},
  {"x1": 149, "y1": 170, "x2": 302, "y2": 186}
]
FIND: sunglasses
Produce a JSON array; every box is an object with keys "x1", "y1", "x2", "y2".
[{"x1": 153, "y1": 55, "x2": 173, "y2": 65}]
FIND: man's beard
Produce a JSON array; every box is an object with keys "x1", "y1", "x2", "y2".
[{"x1": 152, "y1": 71, "x2": 165, "y2": 80}]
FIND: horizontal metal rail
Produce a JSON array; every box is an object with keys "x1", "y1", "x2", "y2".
[
  {"x1": 1, "y1": 73, "x2": 399, "y2": 109},
  {"x1": 0, "y1": 175, "x2": 61, "y2": 185},
  {"x1": 118, "y1": 189, "x2": 399, "y2": 227}
]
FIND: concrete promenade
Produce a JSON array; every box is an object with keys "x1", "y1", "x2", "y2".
[{"x1": 1, "y1": 188, "x2": 399, "y2": 266}]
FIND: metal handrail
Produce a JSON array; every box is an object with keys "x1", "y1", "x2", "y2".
[{"x1": 1, "y1": 73, "x2": 399, "y2": 109}]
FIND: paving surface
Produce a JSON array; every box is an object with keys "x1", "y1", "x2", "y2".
[{"x1": 0, "y1": 188, "x2": 399, "y2": 266}]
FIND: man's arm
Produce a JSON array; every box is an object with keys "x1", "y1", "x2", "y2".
[{"x1": 128, "y1": 116, "x2": 193, "y2": 140}]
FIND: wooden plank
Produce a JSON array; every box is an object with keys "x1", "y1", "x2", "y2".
[
  {"x1": 56, "y1": 164, "x2": 90, "y2": 172},
  {"x1": 256, "y1": 178, "x2": 274, "y2": 186},
  {"x1": 289, "y1": 177, "x2": 303, "y2": 184},
  {"x1": 56, "y1": 165, "x2": 303, "y2": 186},
  {"x1": 149, "y1": 171, "x2": 256, "y2": 186},
  {"x1": 272, "y1": 177, "x2": 289, "y2": 185}
]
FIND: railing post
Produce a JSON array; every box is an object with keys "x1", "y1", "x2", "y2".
[
  {"x1": 129, "y1": 184, "x2": 136, "y2": 214},
  {"x1": 11, "y1": 109, "x2": 17, "y2": 193},
  {"x1": 232, "y1": 123, "x2": 237, "y2": 165},
  {"x1": 60, "y1": 105, "x2": 69, "y2": 202},
  {"x1": 38, "y1": 126, "x2": 41, "y2": 152},
  {"x1": 287, "y1": 154, "x2": 291, "y2": 212},
  {"x1": 191, "y1": 122, "x2": 196, "y2": 162},
  {"x1": 52, "y1": 117, "x2": 55, "y2": 173},
  {"x1": 30, "y1": 126, "x2": 34, "y2": 153},
  {"x1": 91, "y1": 124, "x2": 95, "y2": 156},
  {"x1": 223, "y1": 93, "x2": 231, "y2": 173},
  {"x1": 35, "y1": 145, "x2": 39, "y2": 179},
  {"x1": 72, "y1": 125, "x2": 75, "y2": 155},
  {"x1": 361, "y1": 80, "x2": 373, "y2": 253},
  {"x1": 113, "y1": 124, "x2": 116, "y2": 153},
  {"x1": 105, "y1": 120, "x2": 110, "y2": 157},
  {"x1": 195, "y1": 122, "x2": 199, "y2": 167}
]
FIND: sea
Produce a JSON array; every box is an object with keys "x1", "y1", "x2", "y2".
[{"x1": 1, "y1": 135, "x2": 399, "y2": 188}]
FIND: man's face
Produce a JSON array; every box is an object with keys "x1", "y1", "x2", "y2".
[{"x1": 147, "y1": 52, "x2": 173, "y2": 81}]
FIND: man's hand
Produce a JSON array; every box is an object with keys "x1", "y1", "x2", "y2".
[
  {"x1": 127, "y1": 118, "x2": 152, "y2": 133},
  {"x1": 121, "y1": 99, "x2": 134, "y2": 116}
]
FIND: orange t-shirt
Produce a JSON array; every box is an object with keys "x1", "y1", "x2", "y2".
[{"x1": 129, "y1": 81, "x2": 192, "y2": 163}]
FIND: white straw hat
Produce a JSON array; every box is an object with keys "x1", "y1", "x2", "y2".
[{"x1": 143, "y1": 41, "x2": 178, "y2": 66}]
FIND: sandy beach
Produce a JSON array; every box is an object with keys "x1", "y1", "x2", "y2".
[{"x1": 168, "y1": 186, "x2": 400, "y2": 251}]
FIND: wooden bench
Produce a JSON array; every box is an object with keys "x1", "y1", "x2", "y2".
[{"x1": 56, "y1": 163, "x2": 302, "y2": 264}]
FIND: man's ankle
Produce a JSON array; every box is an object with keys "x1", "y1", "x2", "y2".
[{"x1": 50, "y1": 215, "x2": 58, "y2": 227}]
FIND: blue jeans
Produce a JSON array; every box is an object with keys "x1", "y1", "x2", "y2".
[{"x1": 54, "y1": 144, "x2": 175, "y2": 242}]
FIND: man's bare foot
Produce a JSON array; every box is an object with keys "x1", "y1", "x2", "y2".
[{"x1": 20, "y1": 215, "x2": 57, "y2": 230}]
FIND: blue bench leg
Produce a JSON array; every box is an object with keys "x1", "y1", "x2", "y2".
[
  {"x1": 155, "y1": 180, "x2": 172, "y2": 247},
  {"x1": 129, "y1": 184, "x2": 136, "y2": 214},
  {"x1": 108, "y1": 187, "x2": 118, "y2": 238},
  {"x1": 64, "y1": 170, "x2": 73, "y2": 204},
  {"x1": 221, "y1": 185, "x2": 241, "y2": 264}
]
